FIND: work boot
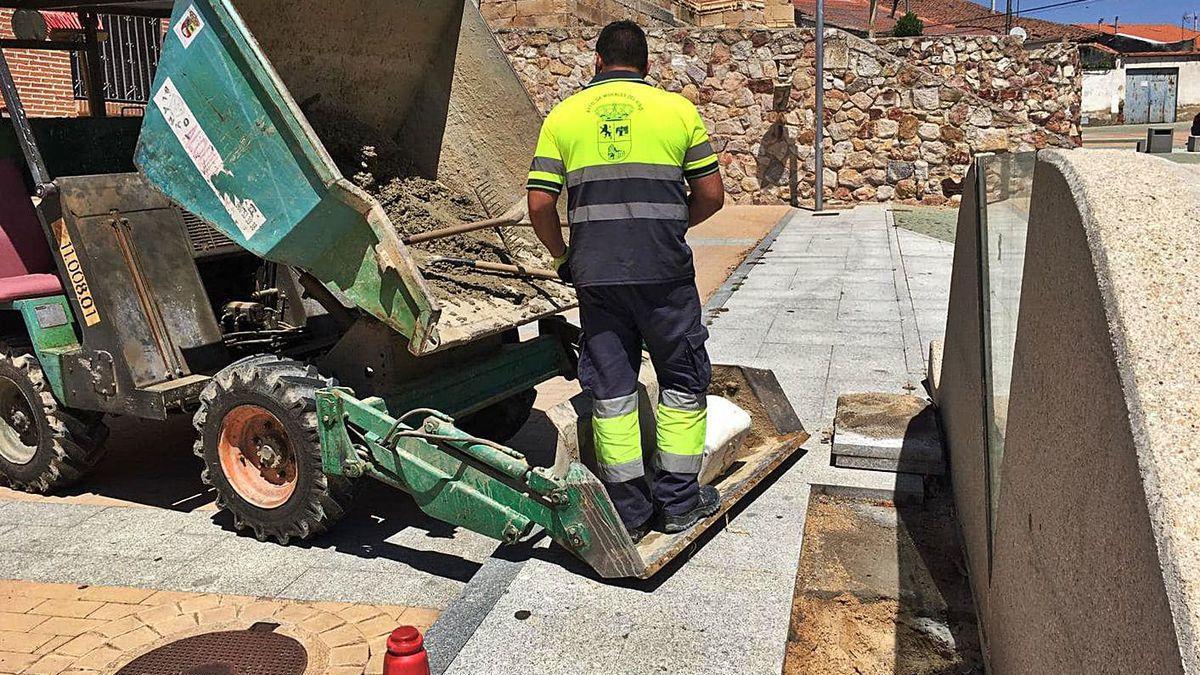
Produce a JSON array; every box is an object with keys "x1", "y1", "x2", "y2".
[
  {"x1": 661, "y1": 485, "x2": 720, "y2": 534},
  {"x1": 626, "y1": 518, "x2": 652, "y2": 544}
]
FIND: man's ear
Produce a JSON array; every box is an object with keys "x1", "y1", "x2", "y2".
[{"x1": 595, "y1": 54, "x2": 605, "y2": 73}]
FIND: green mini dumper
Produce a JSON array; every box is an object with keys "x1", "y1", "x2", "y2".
[{"x1": 0, "y1": 0, "x2": 806, "y2": 578}]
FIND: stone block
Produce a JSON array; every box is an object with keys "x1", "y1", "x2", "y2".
[{"x1": 832, "y1": 393, "x2": 944, "y2": 475}]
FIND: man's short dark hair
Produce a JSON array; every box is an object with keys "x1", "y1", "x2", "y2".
[{"x1": 596, "y1": 20, "x2": 648, "y2": 71}]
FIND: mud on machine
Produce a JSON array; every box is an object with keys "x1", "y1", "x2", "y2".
[{"x1": 0, "y1": 0, "x2": 806, "y2": 578}]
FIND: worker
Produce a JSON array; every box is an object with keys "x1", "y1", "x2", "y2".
[{"x1": 526, "y1": 20, "x2": 726, "y2": 542}]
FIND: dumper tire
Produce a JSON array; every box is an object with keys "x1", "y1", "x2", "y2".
[
  {"x1": 0, "y1": 346, "x2": 109, "y2": 494},
  {"x1": 194, "y1": 354, "x2": 355, "y2": 545},
  {"x1": 456, "y1": 387, "x2": 537, "y2": 444}
]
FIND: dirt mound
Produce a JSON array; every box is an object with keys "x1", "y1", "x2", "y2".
[{"x1": 314, "y1": 113, "x2": 560, "y2": 306}]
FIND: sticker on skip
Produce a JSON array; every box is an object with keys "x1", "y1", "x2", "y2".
[
  {"x1": 153, "y1": 77, "x2": 266, "y2": 239},
  {"x1": 174, "y1": 4, "x2": 205, "y2": 49}
]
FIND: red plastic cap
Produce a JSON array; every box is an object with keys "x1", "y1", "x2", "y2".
[{"x1": 387, "y1": 626, "x2": 425, "y2": 656}]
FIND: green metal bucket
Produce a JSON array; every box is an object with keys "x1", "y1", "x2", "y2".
[{"x1": 136, "y1": 0, "x2": 569, "y2": 355}]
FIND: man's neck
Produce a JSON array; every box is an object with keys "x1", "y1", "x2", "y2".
[{"x1": 598, "y1": 67, "x2": 644, "y2": 77}]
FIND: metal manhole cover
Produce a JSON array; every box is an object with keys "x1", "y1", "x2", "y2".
[{"x1": 115, "y1": 624, "x2": 307, "y2": 675}]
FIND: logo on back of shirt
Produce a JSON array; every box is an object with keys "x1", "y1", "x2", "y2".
[{"x1": 595, "y1": 102, "x2": 633, "y2": 163}]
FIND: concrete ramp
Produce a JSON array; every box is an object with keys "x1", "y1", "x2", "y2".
[{"x1": 938, "y1": 150, "x2": 1200, "y2": 674}]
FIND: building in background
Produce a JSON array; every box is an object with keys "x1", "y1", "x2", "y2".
[
  {"x1": 1074, "y1": 23, "x2": 1200, "y2": 126},
  {"x1": 0, "y1": 8, "x2": 163, "y2": 118},
  {"x1": 792, "y1": 0, "x2": 1094, "y2": 41}
]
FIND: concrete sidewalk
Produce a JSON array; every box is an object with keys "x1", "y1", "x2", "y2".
[{"x1": 435, "y1": 205, "x2": 954, "y2": 674}]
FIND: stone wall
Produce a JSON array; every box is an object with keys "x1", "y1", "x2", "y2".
[
  {"x1": 479, "y1": 0, "x2": 793, "y2": 28},
  {"x1": 480, "y1": 0, "x2": 679, "y2": 28},
  {"x1": 876, "y1": 37, "x2": 1081, "y2": 143},
  {"x1": 497, "y1": 27, "x2": 1081, "y2": 205}
]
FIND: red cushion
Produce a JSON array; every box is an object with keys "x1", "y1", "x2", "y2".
[
  {"x1": 0, "y1": 274, "x2": 63, "y2": 303},
  {"x1": 0, "y1": 159, "x2": 54, "y2": 278}
]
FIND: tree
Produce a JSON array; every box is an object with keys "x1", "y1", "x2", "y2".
[{"x1": 892, "y1": 12, "x2": 924, "y2": 37}]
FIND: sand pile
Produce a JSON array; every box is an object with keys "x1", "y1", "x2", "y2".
[{"x1": 316, "y1": 115, "x2": 559, "y2": 305}]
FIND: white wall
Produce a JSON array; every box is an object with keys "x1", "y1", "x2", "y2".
[
  {"x1": 1082, "y1": 56, "x2": 1200, "y2": 117},
  {"x1": 1083, "y1": 65, "x2": 1125, "y2": 114}
]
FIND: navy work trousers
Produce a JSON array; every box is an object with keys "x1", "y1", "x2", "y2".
[{"x1": 576, "y1": 279, "x2": 712, "y2": 528}]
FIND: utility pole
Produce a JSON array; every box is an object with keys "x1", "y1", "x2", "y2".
[{"x1": 814, "y1": 0, "x2": 825, "y2": 212}]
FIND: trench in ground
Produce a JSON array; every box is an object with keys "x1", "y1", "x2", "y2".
[{"x1": 784, "y1": 482, "x2": 984, "y2": 675}]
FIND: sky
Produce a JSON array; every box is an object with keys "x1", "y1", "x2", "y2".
[{"x1": 967, "y1": 0, "x2": 1200, "y2": 27}]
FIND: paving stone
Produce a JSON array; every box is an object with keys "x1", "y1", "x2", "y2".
[
  {"x1": 330, "y1": 642, "x2": 369, "y2": 667},
  {"x1": 95, "y1": 615, "x2": 142, "y2": 639},
  {"x1": 0, "y1": 629, "x2": 53, "y2": 653},
  {"x1": 33, "y1": 618, "x2": 105, "y2": 638},
  {"x1": 175, "y1": 595, "x2": 221, "y2": 614},
  {"x1": 83, "y1": 598, "x2": 139, "y2": 619},
  {"x1": 23, "y1": 652, "x2": 75, "y2": 675},
  {"x1": 70, "y1": 645, "x2": 122, "y2": 671},
  {"x1": 0, "y1": 611, "x2": 48, "y2": 633},
  {"x1": 280, "y1": 567, "x2": 464, "y2": 609},
  {"x1": 319, "y1": 623, "x2": 366, "y2": 649},
  {"x1": 235, "y1": 600, "x2": 287, "y2": 623},
  {"x1": 832, "y1": 393, "x2": 945, "y2": 476},
  {"x1": 76, "y1": 587, "x2": 155, "y2": 605},
  {"x1": 178, "y1": 541, "x2": 310, "y2": 597},
  {"x1": 56, "y1": 633, "x2": 105, "y2": 657},
  {"x1": 0, "y1": 650, "x2": 38, "y2": 672},
  {"x1": 29, "y1": 600, "x2": 104, "y2": 620},
  {"x1": 32, "y1": 635, "x2": 71, "y2": 655},
  {"x1": 829, "y1": 345, "x2": 910, "y2": 379},
  {"x1": 142, "y1": 612, "x2": 197, "y2": 638},
  {"x1": 0, "y1": 503, "x2": 106, "y2": 528},
  {"x1": 195, "y1": 605, "x2": 239, "y2": 626},
  {"x1": 298, "y1": 611, "x2": 345, "y2": 634},
  {"x1": 108, "y1": 626, "x2": 157, "y2": 652},
  {"x1": 837, "y1": 298, "x2": 901, "y2": 322}
]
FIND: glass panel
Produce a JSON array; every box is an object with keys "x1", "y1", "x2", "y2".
[{"x1": 976, "y1": 152, "x2": 1036, "y2": 537}]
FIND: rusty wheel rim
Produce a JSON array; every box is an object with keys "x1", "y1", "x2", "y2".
[{"x1": 218, "y1": 405, "x2": 298, "y2": 509}]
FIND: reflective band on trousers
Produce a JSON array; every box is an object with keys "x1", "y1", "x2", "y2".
[
  {"x1": 660, "y1": 388, "x2": 706, "y2": 411},
  {"x1": 593, "y1": 393, "x2": 643, "y2": 481},
  {"x1": 569, "y1": 202, "x2": 690, "y2": 223},
  {"x1": 655, "y1": 404, "x2": 706, "y2": 474}
]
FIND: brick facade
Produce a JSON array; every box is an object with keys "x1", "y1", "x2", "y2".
[
  {"x1": 0, "y1": 9, "x2": 78, "y2": 117},
  {"x1": 0, "y1": 9, "x2": 159, "y2": 118}
]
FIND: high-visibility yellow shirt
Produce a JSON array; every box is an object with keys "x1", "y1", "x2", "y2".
[{"x1": 527, "y1": 69, "x2": 720, "y2": 287}]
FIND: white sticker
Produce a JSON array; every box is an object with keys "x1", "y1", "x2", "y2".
[
  {"x1": 174, "y1": 4, "x2": 205, "y2": 49},
  {"x1": 153, "y1": 77, "x2": 266, "y2": 238}
]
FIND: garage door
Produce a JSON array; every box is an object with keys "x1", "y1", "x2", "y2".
[{"x1": 1126, "y1": 68, "x2": 1179, "y2": 125}]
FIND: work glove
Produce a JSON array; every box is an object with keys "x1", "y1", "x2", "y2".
[{"x1": 552, "y1": 248, "x2": 573, "y2": 284}]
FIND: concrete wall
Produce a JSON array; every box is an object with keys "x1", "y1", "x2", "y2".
[
  {"x1": 937, "y1": 150, "x2": 1200, "y2": 673},
  {"x1": 1082, "y1": 54, "x2": 1200, "y2": 124}
]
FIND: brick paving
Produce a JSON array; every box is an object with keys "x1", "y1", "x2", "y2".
[{"x1": 0, "y1": 579, "x2": 437, "y2": 675}]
